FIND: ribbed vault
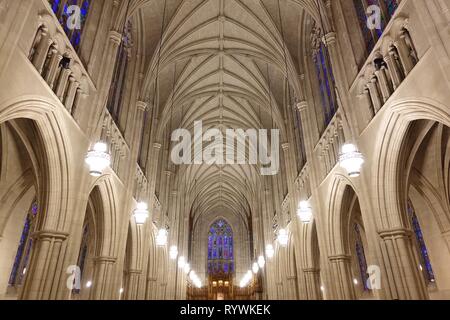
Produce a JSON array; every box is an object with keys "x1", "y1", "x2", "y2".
[{"x1": 132, "y1": 0, "x2": 322, "y2": 231}]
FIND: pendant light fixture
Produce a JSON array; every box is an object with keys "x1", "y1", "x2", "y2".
[
  {"x1": 339, "y1": 143, "x2": 364, "y2": 177},
  {"x1": 85, "y1": 142, "x2": 111, "y2": 177},
  {"x1": 133, "y1": 202, "x2": 149, "y2": 225},
  {"x1": 297, "y1": 200, "x2": 313, "y2": 224}
]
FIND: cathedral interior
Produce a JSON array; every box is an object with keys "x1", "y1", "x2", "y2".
[{"x1": 0, "y1": 0, "x2": 450, "y2": 301}]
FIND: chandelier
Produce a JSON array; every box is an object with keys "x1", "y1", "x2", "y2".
[
  {"x1": 178, "y1": 256, "x2": 186, "y2": 268},
  {"x1": 258, "y1": 256, "x2": 266, "y2": 269},
  {"x1": 277, "y1": 229, "x2": 289, "y2": 247},
  {"x1": 169, "y1": 246, "x2": 178, "y2": 260},
  {"x1": 297, "y1": 201, "x2": 313, "y2": 224},
  {"x1": 252, "y1": 262, "x2": 259, "y2": 274},
  {"x1": 156, "y1": 228, "x2": 168, "y2": 246},
  {"x1": 339, "y1": 143, "x2": 364, "y2": 177},
  {"x1": 133, "y1": 202, "x2": 149, "y2": 225},
  {"x1": 85, "y1": 142, "x2": 111, "y2": 177},
  {"x1": 265, "y1": 244, "x2": 274, "y2": 259}
]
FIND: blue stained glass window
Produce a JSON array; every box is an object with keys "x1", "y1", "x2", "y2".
[
  {"x1": 9, "y1": 201, "x2": 39, "y2": 287},
  {"x1": 207, "y1": 219, "x2": 234, "y2": 275},
  {"x1": 313, "y1": 41, "x2": 336, "y2": 127},
  {"x1": 354, "y1": 224, "x2": 369, "y2": 290},
  {"x1": 49, "y1": 0, "x2": 61, "y2": 14},
  {"x1": 48, "y1": 0, "x2": 91, "y2": 51},
  {"x1": 408, "y1": 202, "x2": 435, "y2": 284}
]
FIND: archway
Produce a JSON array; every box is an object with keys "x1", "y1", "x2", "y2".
[
  {"x1": 373, "y1": 99, "x2": 450, "y2": 299},
  {"x1": 0, "y1": 119, "x2": 45, "y2": 299},
  {"x1": 403, "y1": 120, "x2": 450, "y2": 299},
  {"x1": 327, "y1": 179, "x2": 374, "y2": 300}
]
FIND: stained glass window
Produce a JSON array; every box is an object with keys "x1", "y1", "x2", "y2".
[
  {"x1": 313, "y1": 38, "x2": 337, "y2": 128},
  {"x1": 407, "y1": 202, "x2": 436, "y2": 284},
  {"x1": 353, "y1": 0, "x2": 399, "y2": 56},
  {"x1": 8, "y1": 201, "x2": 39, "y2": 287},
  {"x1": 47, "y1": 0, "x2": 91, "y2": 51},
  {"x1": 354, "y1": 223, "x2": 369, "y2": 291},
  {"x1": 107, "y1": 20, "x2": 132, "y2": 127},
  {"x1": 207, "y1": 219, "x2": 234, "y2": 275}
]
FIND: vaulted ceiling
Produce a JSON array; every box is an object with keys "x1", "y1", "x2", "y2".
[{"x1": 130, "y1": 0, "x2": 322, "y2": 229}]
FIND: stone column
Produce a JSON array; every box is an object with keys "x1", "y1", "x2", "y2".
[
  {"x1": 64, "y1": 76, "x2": 79, "y2": 114},
  {"x1": 395, "y1": 35, "x2": 415, "y2": 76},
  {"x1": 32, "y1": 31, "x2": 52, "y2": 74},
  {"x1": 378, "y1": 228, "x2": 428, "y2": 300},
  {"x1": 44, "y1": 49, "x2": 62, "y2": 89},
  {"x1": 56, "y1": 68, "x2": 71, "y2": 101},
  {"x1": 359, "y1": 88, "x2": 375, "y2": 123},
  {"x1": 303, "y1": 268, "x2": 322, "y2": 300},
  {"x1": 328, "y1": 254, "x2": 356, "y2": 300},
  {"x1": 367, "y1": 77, "x2": 383, "y2": 114},
  {"x1": 20, "y1": 230, "x2": 69, "y2": 300},
  {"x1": 384, "y1": 50, "x2": 403, "y2": 89},
  {"x1": 146, "y1": 277, "x2": 158, "y2": 300},
  {"x1": 124, "y1": 269, "x2": 142, "y2": 300},
  {"x1": 375, "y1": 65, "x2": 393, "y2": 103},
  {"x1": 89, "y1": 256, "x2": 117, "y2": 300}
]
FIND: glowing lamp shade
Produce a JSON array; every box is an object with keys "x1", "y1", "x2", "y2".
[
  {"x1": 339, "y1": 143, "x2": 364, "y2": 178},
  {"x1": 277, "y1": 229, "x2": 289, "y2": 247},
  {"x1": 265, "y1": 244, "x2": 274, "y2": 259},
  {"x1": 178, "y1": 256, "x2": 186, "y2": 268},
  {"x1": 297, "y1": 201, "x2": 313, "y2": 224},
  {"x1": 184, "y1": 263, "x2": 191, "y2": 274},
  {"x1": 156, "y1": 229, "x2": 168, "y2": 246},
  {"x1": 258, "y1": 256, "x2": 266, "y2": 269},
  {"x1": 133, "y1": 202, "x2": 149, "y2": 225},
  {"x1": 169, "y1": 246, "x2": 178, "y2": 260},
  {"x1": 85, "y1": 142, "x2": 111, "y2": 177},
  {"x1": 252, "y1": 262, "x2": 259, "y2": 274}
]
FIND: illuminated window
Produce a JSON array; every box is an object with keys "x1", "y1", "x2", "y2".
[{"x1": 207, "y1": 219, "x2": 234, "y2": 274}]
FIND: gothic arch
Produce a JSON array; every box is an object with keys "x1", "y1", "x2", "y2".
[{"x1": 374, "y1": 98, "x2": 450, "y2": 230}]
